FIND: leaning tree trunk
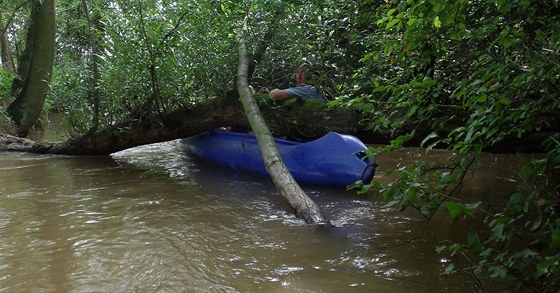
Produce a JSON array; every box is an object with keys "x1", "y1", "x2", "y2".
[
  {"x1": 7, "y1": 0, "x2": 56, "y2": 137},
  {"x1": 236, "y1": 30, "x2": 328, "y2": 225}
]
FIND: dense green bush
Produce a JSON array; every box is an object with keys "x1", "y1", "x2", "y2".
[{"x1": 343, "y1": 0, "x2": 560, "y2": 291}]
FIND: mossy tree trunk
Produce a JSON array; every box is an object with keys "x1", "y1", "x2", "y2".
[
  {"x1": 236, "y1": 29, "x2": 328, "y2": 225},
  {"x1": 0, "y1": 10, "x2": 15, "y2": 73},
  {"x1": 7, "y1": 0, "x2": 56, "y2": 137}
]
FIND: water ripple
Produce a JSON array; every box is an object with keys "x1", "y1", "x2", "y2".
[{"x1": 0, "y1": 143, "x2": 509, "y2": 292}]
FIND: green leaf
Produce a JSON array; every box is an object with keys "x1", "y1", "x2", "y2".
[
  {"x1": 531, "y1": 216, "x2": 542, "y2": 231},
  {"x1": 536, "y1": 30, "x2": 545, "y2": 41},
  {"x1": 386, "y1": 19, "x2": 400, "y2": 29},
  {"x1": 420, "y1": 206, "x2": 433, "y2": 218},
  {"x1": 552, "y1": 229, "x2": 560, "y2": 247},
  {"x1": 421, "y1": 132, "x2": 439, "y2": 148},
  {"x1": 516, "y1": 248, "x2": 538, "y2": 259},
  {"x1": 489, "y1": 266, "x2": 507, "y2": 278},
  {"x1": 499, "y1": 97, "x2": 511, "y2": 105},
  {"x1": 443, "y1": 263, "x2": 455, "y2": 275},
  {"x1": 399, "y1": 199, "x2": 410, "y2": 211},
  {"x1": 433, "y1": 16, "x2": 441, "y2": 28},
  {"x1": 463, "y1": 202, "x2": 480, "y2": 216},
  {"x1": 480, "y1": 248, "x2": 493, "y2": 257},
  {"x1": 435, "y1": 245, "x2": 446, "y2": 254},
  {"x1": 467, "y1": 230, "x2": 481, "y2": 251},
  {"x1": 489, "y1": 223, "x2": 505, "y2": 242},
  {"x1": 383, "y1": 200, "x2": 401, "y2": 208},
  {"x1": 446, "y1": 202, "x2": 462, "y2": 219}
]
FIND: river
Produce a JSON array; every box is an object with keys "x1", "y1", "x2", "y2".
[{"x1": 0, "y1": 140, "x2": 527, "y2": 292}]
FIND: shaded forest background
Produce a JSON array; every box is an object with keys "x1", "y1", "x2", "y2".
[{"x1": 0, "y1": 1, "x2": 559, "y2": 292}]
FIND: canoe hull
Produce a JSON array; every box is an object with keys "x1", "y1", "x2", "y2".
[{"x1": 181, "y1": 131, "x2": 376, "y2": 187}]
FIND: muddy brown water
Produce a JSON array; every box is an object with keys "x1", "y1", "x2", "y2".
[{"x1": 0, "y1": 140, "x2": 529, "y2": 292}]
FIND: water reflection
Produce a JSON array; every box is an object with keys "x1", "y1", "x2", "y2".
[{"x1": 0, "y1": 141, "x2": 525, "y2": 292}]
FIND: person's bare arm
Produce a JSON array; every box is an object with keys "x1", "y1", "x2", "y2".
[{"x1": 269, "y1": 89, "x2": 291, "y2": 101}]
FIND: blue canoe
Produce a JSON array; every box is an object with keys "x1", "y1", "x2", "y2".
[{"x1": 181, "y1": 131, "x2": 376, "y2": 187}]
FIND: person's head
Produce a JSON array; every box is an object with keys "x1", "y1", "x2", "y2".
[
  {"x1": 295, "y1": 67, "x2": 308, "y2": 85},
  {"x1": 295, "y1": 64, "x2": 317, "y2": 86}
]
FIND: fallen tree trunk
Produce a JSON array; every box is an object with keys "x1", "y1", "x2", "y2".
[
  {"x1": 1, "y1": 96, "x2": 555, "y2": 154},
  {"x1": 235, "y1": 29, "x2": 328, "y2": 225},
  {"x1": 0, "y1": 133, "x2": 35, "y2": 151},
  {"x1": 3, "y1": 93, "x2": 361, "y2": 154},
  {"x1": 1, "y1": 91, "x2": 557, "y2": 154},
  {"x1": 28, "y1": 94, "x2": 244, "y2": 154}
]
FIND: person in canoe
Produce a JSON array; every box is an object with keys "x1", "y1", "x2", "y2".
[{"x1": 269, "y1": 64, "x2": 328, "y2": 102}]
